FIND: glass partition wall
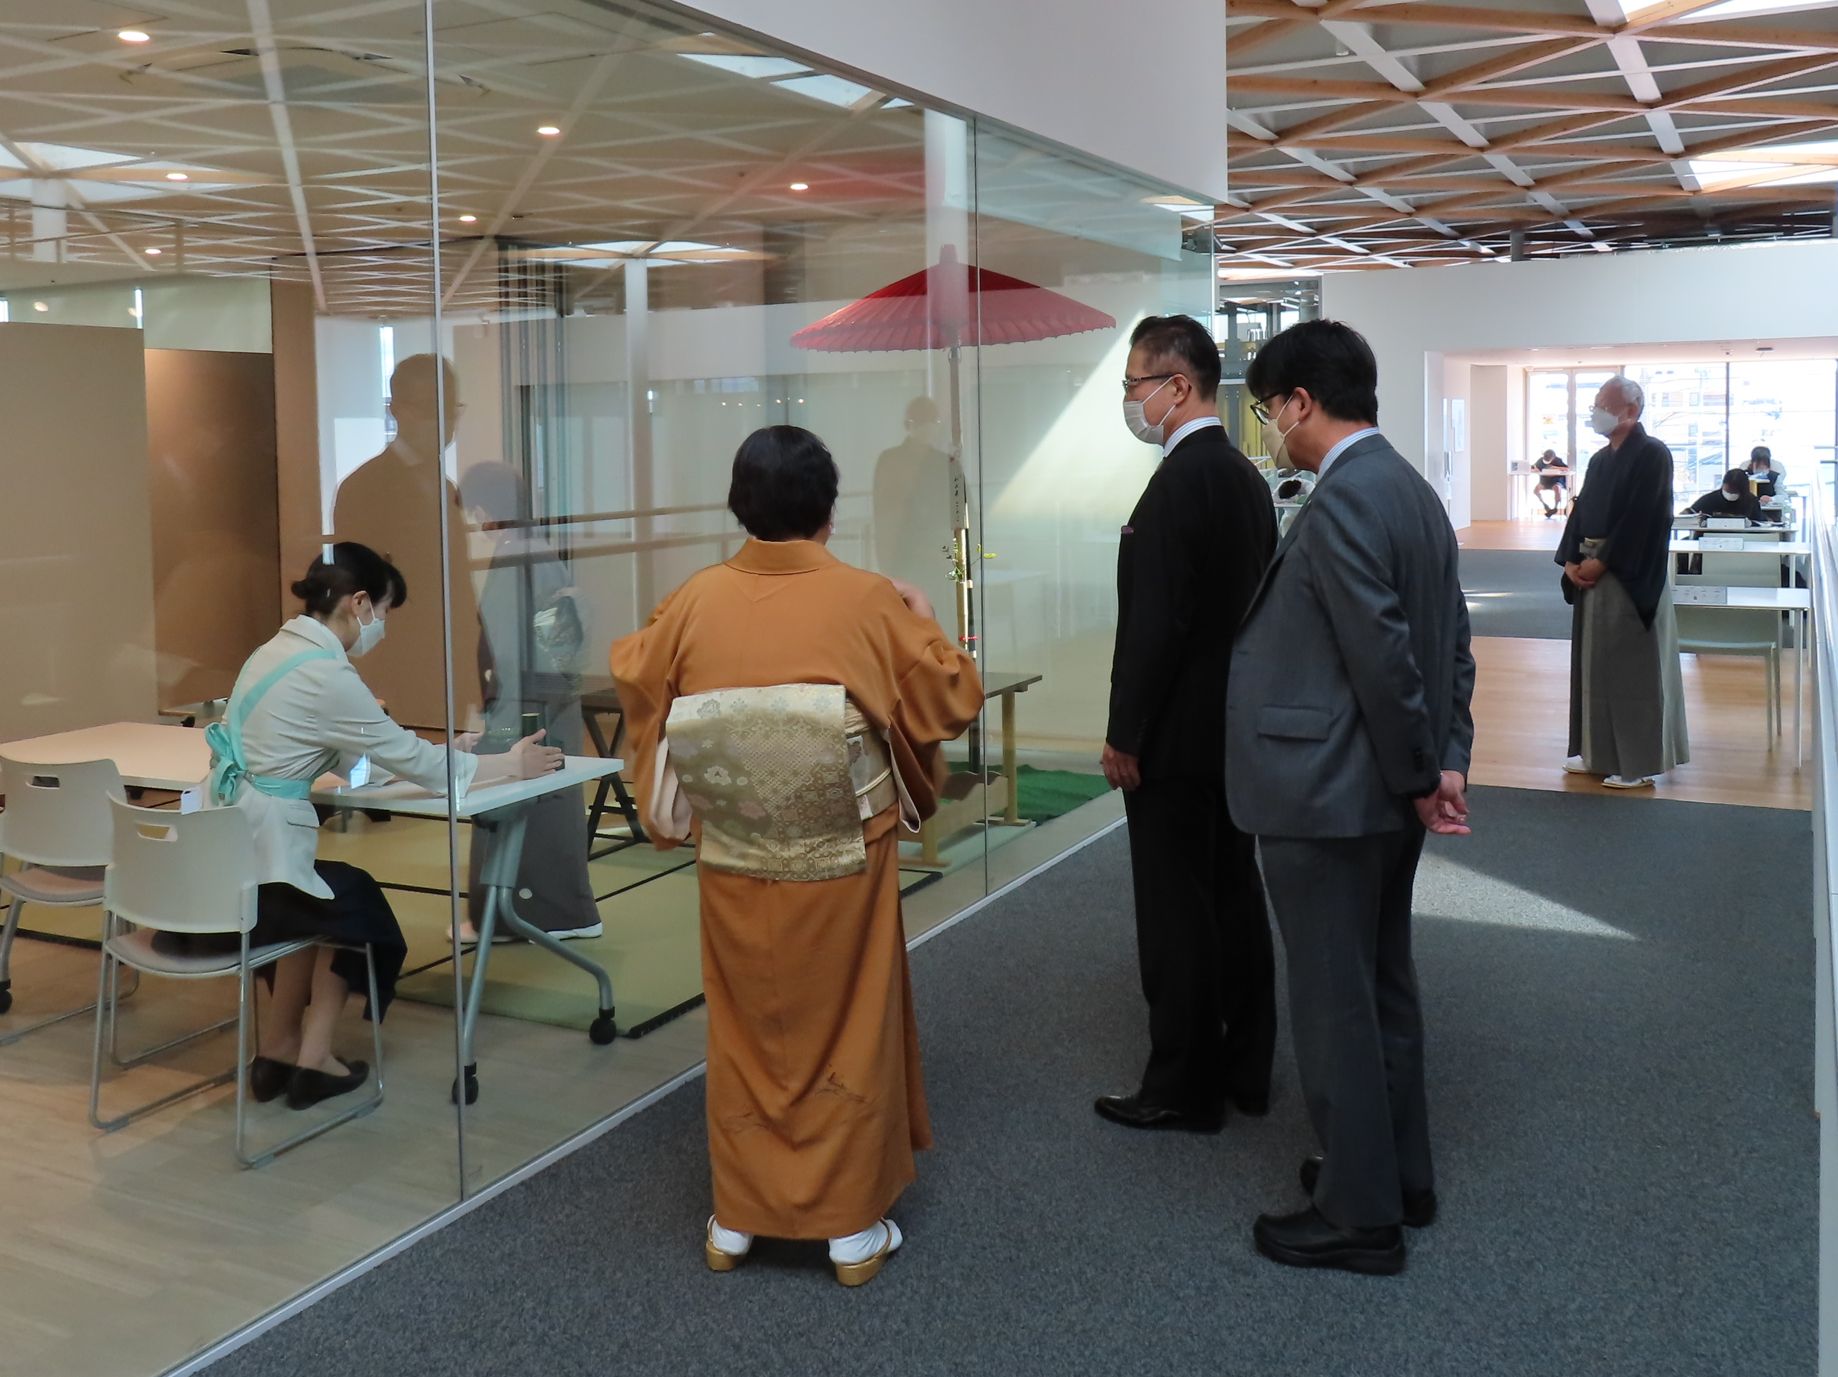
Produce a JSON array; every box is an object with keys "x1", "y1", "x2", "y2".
[{"x1": 0, "y1": 2, "x2": 1212, "y2": 1371}]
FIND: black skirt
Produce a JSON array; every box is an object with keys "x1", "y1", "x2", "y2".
[{"x1": 151, "y1": 861, "x2": 406, "y2": 1021}]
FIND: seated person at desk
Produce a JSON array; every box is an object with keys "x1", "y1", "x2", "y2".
[
  {"x1": 1533, "y1": 448, "x2": 1569, "y2": 517},
  {"x1": 1684, "y1": 468, "x2": 1763, "y2": 522},
  {"x1": 613, "y1": 425, "x2": 983, "y2": 1286},
  {"x1": 1747, "y1": 445, "x2": 1787, "y2": 496},
  {"x1": 185, "y1": 542, "x2": 562, "y2": 1110}
]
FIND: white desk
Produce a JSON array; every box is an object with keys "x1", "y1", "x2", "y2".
[
  {"x1": 1670, "y1": 538, "x2": 1810, "y2": 557},
  {"x1": 1, "y1": 722, "x2": 210, "y2": 791},
  {"x1": 315, "y1": 756, "x2": 626, "y2": 1105},
  {"x1": 1673, "y1": 585, "x2": 1811, "y2": 767}
]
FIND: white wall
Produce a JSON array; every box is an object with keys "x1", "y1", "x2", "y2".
[
  {"x1": 0, "y1": 324, "x2": 159, "y2": 740},
  {"x1": 1470, "y1": 365, "x2": 1511, "y2": 522},
  {"x1": 1321, "y1": 240, "x2": 1838, "y2": 514},
  {"x1": 675, "y1": 0, "x2": 1228, "y2": 201}
]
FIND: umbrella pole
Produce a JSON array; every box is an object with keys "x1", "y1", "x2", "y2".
[{"x1": 948, "y1": 343, "x2": 983, "y2": 776}]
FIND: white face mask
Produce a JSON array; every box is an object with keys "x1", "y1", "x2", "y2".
[
  {"x1": 1589, "y1": 405, "x2": 1620, "y2": 437},
  {"x1": 351, "y1": 600, "x2": 387, "y2": 658},
  {"x1": 1122, "y1": 377, "x2": 1177, "y2": 446},
  {"x1": 1723, "y1": 490, "x2": 1743, "y2": 503},
  {"x1": 1262, "y1": 395, "x2": 1299, "y2": 469}
]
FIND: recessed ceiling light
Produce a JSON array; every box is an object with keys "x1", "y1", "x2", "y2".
[
  {"x1": 118, "y1": 29, "x2": 151, "y2": 43},
  {"x1": 165, "y1": 171, "x2": 188, "y2": 181},
  {"x1": 458, "y1": 214, "x2": 477, "y2": 223},
  {"x1": 537, "y1": 125, "x2": 561, "y2": 137},
  {"x1": 788, "y1": 181, "x2": 809, "y2": 192},
  {"x1": 144, "y1": 246, "x2": 161, "y2": 255},
  {"x1": 32, "y1": 301, "x2": 48, "y2": 312}
]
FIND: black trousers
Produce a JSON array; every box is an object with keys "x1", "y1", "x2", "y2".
[
  {"x1": 1122, "y1": 775, "x2": 1276, "y2": 1113},
  {"x1": 1260, "y1": 826, "x2": 1433, "y2": 1230}
]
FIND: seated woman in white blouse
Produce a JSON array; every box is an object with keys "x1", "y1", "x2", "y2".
[{"x1": 190, "y1": 542, "x2": 562, "y2": 1111}]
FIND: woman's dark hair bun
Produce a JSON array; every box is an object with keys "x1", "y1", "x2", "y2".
[{"x1": 293, "y1": 543, "x2": 408, "y2": 617}]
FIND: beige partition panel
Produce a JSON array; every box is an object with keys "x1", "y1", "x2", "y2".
[
  {"x1": 145, "y1": 348, "x2": 281, "y2": 707},
  {"x1": 0, "y1": 323, "x2": 158, "y2": 740}
]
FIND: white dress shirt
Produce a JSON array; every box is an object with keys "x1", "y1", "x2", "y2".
[
  {"x1": 1316, "y1": 426, "x2": 1383, "y2": 481},
  {"x1": 1163, "y1": 414, "x2": 1224, "y2": 458},
  {"x1": 216, "y1": 615, "x2": 479, "y2": 898}
]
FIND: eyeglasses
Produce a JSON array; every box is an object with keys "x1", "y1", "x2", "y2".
[
  {"x1": 1120, "y1": 373, "x2": 1176, "y2": 393},
  {"x1": 1250, "y1": 396, "x2": 1278, "y2": 424}
]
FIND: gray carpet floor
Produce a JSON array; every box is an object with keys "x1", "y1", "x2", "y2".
[
  {"x1": 204, "y1": 786, "x2": 1814, "y2": 1377},
  {"x1": 1461, "y1": 548, "x2": 1572, "y2": 640}
]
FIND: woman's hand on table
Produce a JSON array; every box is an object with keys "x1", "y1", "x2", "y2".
[
  {"x1": 511, "y1": 729, "x2": 565, "y2": 779},
  {"x1": 452, "y1": 731, "x2": 481, "y2": 754}
]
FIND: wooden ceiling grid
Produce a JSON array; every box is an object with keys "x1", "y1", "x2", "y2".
[{"x1": 1219, "y1": 0, "x2": 1838, "y2": 268}]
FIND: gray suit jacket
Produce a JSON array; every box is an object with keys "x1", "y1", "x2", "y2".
[{"x1": 1226, "y1": 433, "x2": 1475, "y2": 839}]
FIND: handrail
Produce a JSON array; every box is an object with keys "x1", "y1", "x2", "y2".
[{"x1": 1807, "y1": 468, "x2": 1838, "y2": 1375}]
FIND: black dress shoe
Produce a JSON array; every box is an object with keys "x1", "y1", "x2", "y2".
[
  {"x1": 1093, "y1": 1093, "x2": 1224, "y2": 1134},
  {"x1": 1253, "y1": 1206, "x2": 1405, "y2": 1275},
  {"x1": 1299, "y1": 1155, "x2": 1438, "y2": 1228},
  {"x1": 286, "y1": 1060, "x2": 371, "y2": 1111},
  {"x1": 248, "y1": 1056, "x2": 291, "y2": 1104}
]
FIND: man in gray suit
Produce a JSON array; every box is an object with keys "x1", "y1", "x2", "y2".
[{"x1": 1228, "y1": 320, "x2": 1475, "y2": 1276}]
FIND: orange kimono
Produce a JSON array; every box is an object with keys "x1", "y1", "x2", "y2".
[{"x1": 610, "y1": 539, "x2": 983, "y2": 1239}]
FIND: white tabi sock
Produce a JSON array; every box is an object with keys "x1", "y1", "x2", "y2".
[
  {"x1": 708, "y1": 1217, "x2": 752, "y2": 1257},
  {"x1": 828, "y1": 1219, "x2": 903, "y2": 1265}
]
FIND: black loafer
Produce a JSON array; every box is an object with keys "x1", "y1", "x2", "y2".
[
  {"x1": 1093, "y1": 1092, "x2": 1224, "y2": 1134},
  {"x1": 286, "y1": 1060, "x2": 371, "y2": 1111},
  {"x1": 248, "y1": 1056, "x2": 292, "y2": 1104},
  {"x1": 1254, "y1": 1205, "x2": 1405, "y2": 1275},
  {"x1": 1300, "y1": 1155, "x2": 1438, "y2": 1228}
]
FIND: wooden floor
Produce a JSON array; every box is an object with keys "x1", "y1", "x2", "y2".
[
  {"x1": 1470, "y1": 636, "x2": 1810, "y2": 810},
  {"x1": 1460, "y1": 517, "x2": 1569, "y2": 552},
  {"x1": 1458, "y1": 519, "x2": 1810, "y2": 812}
]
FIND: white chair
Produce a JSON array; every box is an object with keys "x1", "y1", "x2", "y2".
[
  {"x1": 90, "y1": 798, "x2": 385, "y2": 1168},
  {"x1": 1677, "y1": 565, "x2": 1782, "y2": 739},
  {"x1": 0, "y1": 755, "x2": 125, "y2": 1042}
]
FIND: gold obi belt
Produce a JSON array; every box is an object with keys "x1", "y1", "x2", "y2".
[{"x1": 656, "y1": 684, "x2": 901, "y2": 881}]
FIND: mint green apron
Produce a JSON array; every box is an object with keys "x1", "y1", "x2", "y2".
[{"x1": 205, "y1": 648, "x2": 338, "y2": 807}]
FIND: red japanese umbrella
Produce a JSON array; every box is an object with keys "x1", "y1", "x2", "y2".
[{"x1": 791, "y1": 245, "x2": 1115, "y2": 668}]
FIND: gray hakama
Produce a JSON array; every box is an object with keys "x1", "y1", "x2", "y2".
[{"x1": 1568, "y1": 570, "x2": 1690, "y2": 779}]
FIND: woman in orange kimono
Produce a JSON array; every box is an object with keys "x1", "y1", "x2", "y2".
[{"x1": 612, "y1": 425, "x2": 982, "y2": 1287}]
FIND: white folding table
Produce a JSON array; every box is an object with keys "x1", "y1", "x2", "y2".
[
  {"x1": 313, "y1": 757, "x2": 626, "y2": 1105},
  {"x1": 1, "y1": 722, "x2": 210, "y2": 791}
]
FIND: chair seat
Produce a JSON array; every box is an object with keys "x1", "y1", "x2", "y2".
[
  {"x1": 0, "y1": 864, "x2": 106, "y2": 904},
  {"x1": 105, "y1": 929, "x2": 313, "y2": 978},
  {"x1": 1680, "y1": 640, "x2": 1777, "y2": 655}
]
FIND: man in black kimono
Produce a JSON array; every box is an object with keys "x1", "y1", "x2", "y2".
[
  {"x1": 1557, "y1": 374, "x2": 1689, "y2": 789},
  {"x1": 1095, "y1": 314, "x2": 1279, "y2": 1133}
]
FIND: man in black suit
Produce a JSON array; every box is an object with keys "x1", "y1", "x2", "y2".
[{"x1": 1095, "y1": 314, "x2": 1278, "y2": 1135}]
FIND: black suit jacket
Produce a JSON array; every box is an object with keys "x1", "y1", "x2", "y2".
[{"x1": 1108, "y1": 424, "x2": 1277, "y2": 782}]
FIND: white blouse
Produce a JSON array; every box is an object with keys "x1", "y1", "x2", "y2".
[{"x1": 217, "y1": 615, "x2": 479, "y2": 899}]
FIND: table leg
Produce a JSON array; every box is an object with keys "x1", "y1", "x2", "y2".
[
  {"x1": 1798, "y1": 607, "x2": 1806, "y2": 769},
  {"x1": 1001, "y1": 691, "x2": 1020, "y2": 826},
  {"x1": 477, "y1": 809, "x2": 617, "y2": 1044},
  {"x1": 920, "y1": 817, "x2": 941, "y2": 867}
]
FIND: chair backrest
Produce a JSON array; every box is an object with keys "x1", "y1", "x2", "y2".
[
  {"x1": 1675, "y1": 605, "x2": 1779, "y2": 651},
  {"x1": 105, "y1": 798, "x2": 258, "y2": 935},
  {"x1": 1699, "y1": 553, "x2": 1779, "y2": 588},
  {"x1": 0, "y1": 755, "x2": 125, "y2": 867}
]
